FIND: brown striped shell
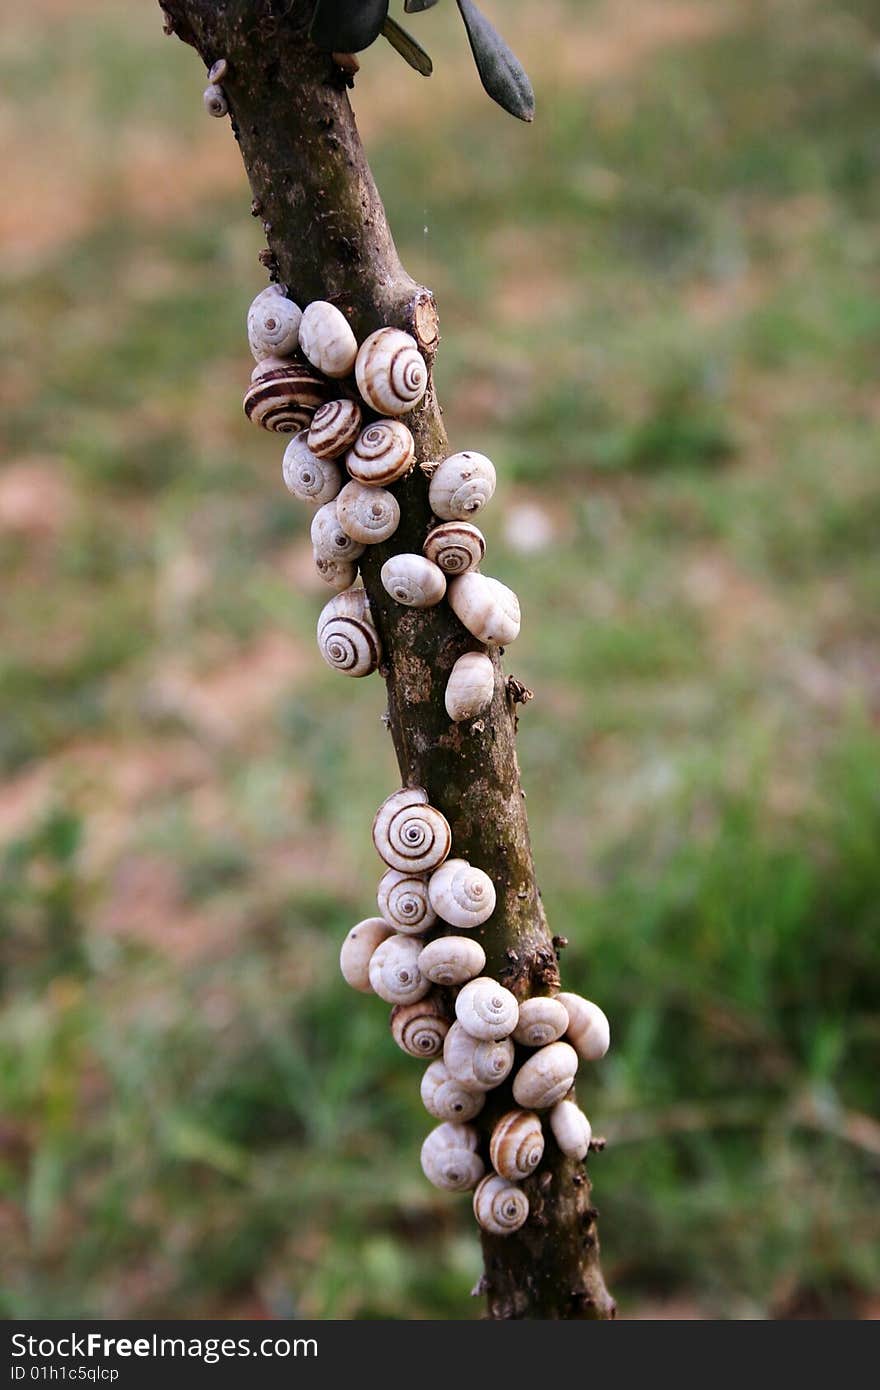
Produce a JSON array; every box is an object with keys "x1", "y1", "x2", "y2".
[
  {"x1": 308, "y1": 399, "x2": 363, "y2": 459},
  {"x1": 346, "y1": 419, "x2": 415, "y2": 487},
  {"x1": 316, "y1": 587, "x2": 381, "y2": 678},
  {"x1": 355, "y1": 327, "x2": 428, "y2": 416},
  {"x1": 423, "y1": 521, "x2": 485, "y2": 576},
  {"x1": 489, "y1": 1110, "x2": 545, "y2": 1181},
  {"x1": 243, "y1": 357, "x2": 329, "y2": 433}
]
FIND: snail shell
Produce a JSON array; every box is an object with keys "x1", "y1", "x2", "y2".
[
  {"x1": 512, "y1": 1041, "x2": 578, "y2": 1110},
  {"x1": 208, "y1": 58, "x2": 228, "y2": 83},
  {"x1": 448, "y1": 573, "x2": 521, "y2": 647},
  {"x1": 346, "y1": 419, "x2": 415, "y2": 487},
  {"x1": 428, "y1": 858, "x2": 496, "y2": 929},
  {"x1": 299, "y1": 300, "x2": 358, "y2": 379},
  {"x1": 489, "y1": 1110, "x2": 545, "y2": 1181},
  {"x1": 549, "y1": 1099, "x2": 592, "y2": 1160},
  {"x1": 310, "y1": 500, "x2": 366, "y2": 563},
  {"x1": 339, "y1": 917, "x2": 394, "y2": 993},
  {"x1": 473, "y1": 1173, "x2": 529, "y2": 1236},
  {"x1": 308, "y1": 399, "x2": 363, "y2": 459},
  {"x1": 314, "y1": 554, "x2": 358, "y2": 591},
  {"x1": 355, "y1": 327, "x2": 428, "y2": 416},
  {"x1": 244, "y1": 357, "x2": 329, "y2": 432},
  {"x1": 455, "y1": 976, "x2": 519, "y2": 1041},
  {"x1": 377, "y1": 868, "x2": 437, "y2": 935},
  {"x1": 420, "y1": 1061, "x2": 485, "y2": 1122},
  {"x1": 381, "y1": 554, "x2": 446, "y2": 608},
  {"x1": 420, "y1": 1121, "x2": 484, "y2": 1192},
  {"x1": 390, "y1": 996, "x2": 450, "y2": 1058},
  {"x1": 512, "y1": 996, "x2": 570, "y2": 1048},
  {"x1": 337, "y1": 481, "x2": 400, "y2": 545},
  {"x1": 248, "y1": 286, "x2": 302, "y2": 361},
  {"x1": 557, "y1": 992, "x2": 610, "y2": 1061},
  {"x1": 428, "y1": 451, "x2": 496, "y2": 521},
  {"x1": 368, "y1": 932, "x2": 430, "y2": 1005},
  {"x1": 317, "y1": 587, "x2": 381, "y2": 678},
  {"x1": 372, "y1": 787, "x2": 451, "y2": 874},
  {"x1": 443, "y1": 1021, "x2": 514, "y2": 1092},
  {"x1": 423, "y1": 520, "x2": 485, "y2": 576},
  {"x1": 282, "y1": 431, "x2": 343, "y2": 507},
  {"x1": 444, "y1": 651, "x2": 495, "y2": 723},
  {"x1": 418, "y1": 935, "x2": 485, "y2": 987},
  {"x1": 203, "y1": 82, "x2": 228, "y2": 117}
]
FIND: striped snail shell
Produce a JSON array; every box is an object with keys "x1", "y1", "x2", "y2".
[
  {"x1": 380, "y1": 554, "x2": 446, "y2": 608},
  {"x1": 308, "y1": 399, "x2": 363, "y2": 459},
  {"x1": 372, "y1": 787, "x2": 451, "y2": 874},
  {"x1": 443, "y1": 1021, "x2": 514, "y2": 1092},
  {"x1": 549, "y1": 1099, "x2": 592, "y2": 1160},
  {"x1": 248, "y1": 286, "x2": 302, "y2": 361},
  {"x1": 473, "y1": 1173, "x2": 529, "y2": 1236},
  {"x1": 336, "y1": 481, "x2": 400, "y2": 545},
  {"x1": 338, "y1": 917, "x2": 394, "y2": 993},
  {"x1": 346, "y1": 419, "x2": 415, "y2": 487},
  {"x1": 512, "y1": 996, "x2": 570, "y2": 1048},
  {"x1": 390, "y1": 996, "x2": 450, "y2": 1059},
  {"x1": 418, "y1": 935, "x2": 485, "y2": 987},
  {"x1": 428, "y1": 451, "x2": 496, "y2": 520},
  {"x1": 556, "y1": 992, "x2": 611, "y2": 1061},
  {"x1": 423, "y1": 520, "x2": 485, "y2": 576},
  {"x1": 314, "y1": 554, "x2": 358, "y2": 592},
  {"x1": 244, "y1": 357, "x2": 329, "y2": 432},
  {"x1": 282, "y1": 431, "x2": 343, "y2": 506},
  {"x1": 512, "y1": 1041, "x2": 578, "y2": 1110},
  {"x1": 203, "y1": 82, "x2": 228, "y2": 117},
  {"x1": 310, "y1": 500, "x2": 366, "y2": 563},
  {"x1": 355, "y1": 327, "x2": 428, "y2": 416},
  {"x1": 455, "y1": 977, "x2": 518, "y2": 1041},
  {"x1": 377, "y1": 868, "x2": 437, "y2": 935},
  {"x1": 444, "y1": 651, "x2": 495, "y2": 723},
  {"x1": 299, "y1": 300, "x2": 358, "y2": 379},
  {"x1": 317, "y1": 587, "x2": 381, "y2": 678},
  {"x1": 420, "y1": 1122, "x2": 484, "y2": 1192},
  {"x1": 428, "y1": 858, "x2": 496, "y2": 929},
  {"x1": 420, "y1": 1060, "x2": 485, "y2": 1123},
  {"x1": 489, "y1": 1110, "x2": 545, "y2": 1181},
  {"x1": 368, "y1": 933, "x2": 430, "y2": 1005},
  {"x1": 448, "y1": 572, "x2": 521, "y2": 647}
]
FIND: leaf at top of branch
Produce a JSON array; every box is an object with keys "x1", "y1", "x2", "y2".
[
  {"x1": 310, "y1": 0, "x2": 390, "y2": 54},
  {"x1": 455, "y1": 0, "x2": 535, "y2": 122},
  {"x1": 382, "y1": 17, "x2": 433, "y2": 76},
  {"x1": 405, "y1": 0, "x2": 441, "y2": 12}
]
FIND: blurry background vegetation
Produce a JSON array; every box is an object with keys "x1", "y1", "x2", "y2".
[{"x1": 1, "y1": 0, "x2": 879, "y2": 1319}]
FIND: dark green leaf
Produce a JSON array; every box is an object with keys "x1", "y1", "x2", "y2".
[
  {"x1": 382, "y1": 17, "x2": 433, "y2": 76},
  {"x1": 404, "y1": 0, "x2": 441, "y2": 12},
  {"x1": 455, "y1": 0, "x2": 535, "y2": 122},
  {"x1": 310, "y1": 0, "x2": 389, "y2": 54}
]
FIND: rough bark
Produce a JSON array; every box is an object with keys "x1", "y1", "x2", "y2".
[{"x1": 161, "y1": 0, "x2": 614, "y2": 1320}]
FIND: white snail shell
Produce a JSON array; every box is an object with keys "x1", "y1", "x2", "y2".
[
  {"x1": 346, "y1": 419, "x2": 415, "y2": 487},
  {"x1": 444, "y1": 651, "x2": 495, "y2": 723},
  {"x1": 420, "y1": 1121, "x2": 484, "y2": 1192},
  {"x1": 355, "y1": 328, "x2": 428, "y2": 416},
  {"x1": 423, "y1": 520, "x2": 485, "y2": 576},
  {"x1": 428, "y1": 858, "x2": 496, "y2": 929},
  {"x1": 455, "y1": 976, "x2": 519, "y2": 1041},
  {"x1": 380, "y1": 554, "x2": 446, "y2": 608},
  {"x1": 418, "y1": 935, "x2": 485, "y2": 986},
  {"x1": 317, "y1": 587, "x2": 381, "y2": 678},
  {"x1": 338, "y1": 917, "x2": 394, "y2": 993},
  {"x1": 443, "y1": 1021, "x2": 514, "y2": 1092},
  {"x1": 308, "y1": 399, "x2": 363, "y2": 459},
  {"x1": 314, "y1": 554, "x2": 358, "y2": 591},
  {"x1": 203, "y1": 82, "x2": 228, "y2": 117},
  {"x1": 512, "y1": 996, "x2": 570, "y2": 1048},
  {"x1": 248, "y1": 286, "x2": 302, "y2": 361},
  {"x1": 299, "y1": 300, "x2": 358, "y2": 379},
  {"x1": 336, "y1": 481, "x2": 400, "y2": 545},
  {"x1": 473, "y1": 1174, "x2": 529, "y2": 1236},
  {"x1": 448, "y1": 573, "x2": 521, "y2": 647},
  {"x1": 557, "y1": 992, "x2": 611, "y2": 1061},
  {"x1": 244, "y1": 357, "x2": 329, "y2": 432},
  {"x1": 549, "y1": 1099, "x2": 592, "y2": 1160},
  {"x1": 420, "y1": 1061, "x2": 485, "y2": 1123},
  {"x1": 489, "y1": 1110, "x2": 545, "y2": 1181},
  {"x1": 368, "y1": 933, "x2": 430, "y2": 1005},
  {"x1": 310, "y1": 500, "x2": 366, "y2": 563},
  {"x1": 390, "y1": 996, "x2": 450, "y2": 1058},
  {"x1": 512, "y1": 1041, "x2": 578, "y2": 1110},
  {"x1": 428, "y1": 451, "x2": 496, "y2": 521},
  {"x1": 282, "y1": 431, "x2": 343, "y2": 506},
  {"x1": 208, "y1": 58, "x2": 228, "y2": 83},
  {"x1": 372, "y1": 787, "x2": 451, "y2": 874},
  {"x1": 377, "y1": 868, "x2": 437, "y2": 935}
]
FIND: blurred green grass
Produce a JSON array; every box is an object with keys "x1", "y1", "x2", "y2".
[{"x1": 1, "y1": 0, "x2": 878, "y2": 1318}]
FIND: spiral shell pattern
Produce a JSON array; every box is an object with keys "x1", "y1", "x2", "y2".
[
  {"x1": 317, "y1": 590, "x2": 381, "y2": 678},
  {"x1": 282, "y1": 431, "x2": 343, "y2": 506},
  {"x1": 372, "y1": 787, "x2": 451, "y2": 874},
  {"x1": 346, "y1": 419, "x2": 415, "y2": 487},
  {"x1": 428, "y1": 451, "x2": 496, "y2": 521},
  {"x1": 489, "y1": 1110, "x2": 545, "y2": 1181},
  {"x1": 308, "y1": 399, "x2": 363, "y2": 459},
  {"x1": 423, "y1": 521, "x2": 485, "y2": 576},
  {"x1": 311, "y1": 500, "x2": 366, "y2": 563},
  {"x1": 420, "y1": 1061, "x2": 485, "y2": 1123},
  {"x1": 428, "y1": 858, "x2": 496, "y2": 929},
  {"x1": 418, "y1": 935, "x2": 485, "y2": 987},
  {"x1": 455, "y1": 977, "x2": 519, "y2": 1041},
  {"x1": 390, "y1": 998, "x2": 450, "y2": 1058},
  {"x1": 248, "y1": 287, "x2": 302, "y2": 361},
  {"x1": 473, "y1": 1174, "x2": 529, "y2": 1236},
  {"x1": 443, "y1": 1021, "x2": 514, "y2": 1092},
  {"x1": 512, "y1": 996, "x2": 570, "y2": 1048},
  {"x1": 380, "y1": 554, "x2": 446, "y2": 608},
  {"x1": 244, "y1": 358, "x2": 329, "y2": 432},
  {"x1": 368, "y1": 933, "x2": 430, "y2": 1005},
  {"x1": 421, "y1": 1122, "x2": 484, "y2": 1192},
  {"x1": 337, "y1": 481, "x2": 400, "y2": 545},
  {"x1": 377, "y1": 868, "x2": 437, "y2": 935},
  {"x1": 203, "y1": 82, "x2": 228, "y2": 117},
  {"x1": 355, "y1": 328, "x2": 428, "y2": 416}
]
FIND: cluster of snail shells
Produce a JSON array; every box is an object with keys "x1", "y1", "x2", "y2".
[{"x1": 337, "y1": 785, "x2": 610, "y2": 1237}]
